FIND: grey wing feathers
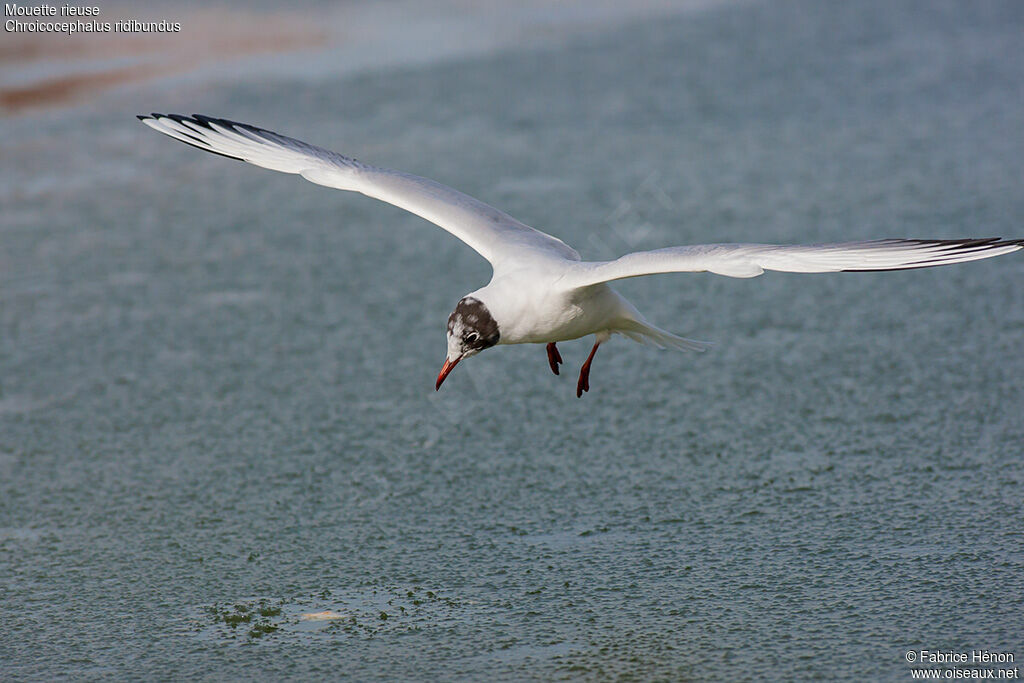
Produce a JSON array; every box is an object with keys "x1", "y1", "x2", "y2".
[
  {"x1": 565, "y1": 238, "x2": 1024, "y2": 287},
  {"x1": 138, "y1": 114, "x2": 580, "y2": 266}
]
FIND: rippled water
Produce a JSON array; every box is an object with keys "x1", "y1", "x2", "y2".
[{"x1": 2, "y1": 0, "x2": 1022, "y2": 679}]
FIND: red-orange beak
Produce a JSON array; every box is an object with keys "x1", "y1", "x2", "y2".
[{"x1": 435, "y1": 356, "x2": 461, "y2": 391}]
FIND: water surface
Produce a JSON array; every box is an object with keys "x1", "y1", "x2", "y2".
[{"x1": 2, "y1": 0, "x2": 1022, "y2": 679}]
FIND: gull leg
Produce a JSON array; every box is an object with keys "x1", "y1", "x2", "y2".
[
  {"x1": 576, "y1": 339, "x2": 602, "y2": 398},
  {"x1": 546, "y1": 342, "x2": 563, "y2": 375}
]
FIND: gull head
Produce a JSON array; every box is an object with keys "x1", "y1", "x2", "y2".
[{"x1": 436, "y1": 296, "x2": 501, "y2": 390}]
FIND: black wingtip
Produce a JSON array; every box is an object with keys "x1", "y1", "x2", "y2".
[
  {"x1": 901, "y1": 237, "x2": 1022, "y2": 250},
  {"x1": 842, "y1": 237, "x2": 1024, "y2": 272},
  {"x1": 137, "y1": 112, "x2": 254, "y2": 163}
]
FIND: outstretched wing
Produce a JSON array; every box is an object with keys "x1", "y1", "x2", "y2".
[
  {"x1": 138, "y1": 114, "x2": 580, "y2": 268},
  {"x1": 564, "y1": 238, "x2": 1023, "y2": 287}
]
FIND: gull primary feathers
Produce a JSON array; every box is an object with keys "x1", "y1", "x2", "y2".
[{"x1": 139, "y1": 114, "x2": 1023, "y2": 397}]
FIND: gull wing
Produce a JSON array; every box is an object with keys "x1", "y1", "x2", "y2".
[
  {"x1": 563, "y1": 238, "x2": 1023, "y2": 287},
  {"x1": 138, "y1": 114, "x2": 580, "y2": 268}
]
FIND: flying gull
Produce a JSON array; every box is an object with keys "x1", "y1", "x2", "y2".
[{"x1": 139, "y1": 114, "x2": 1023, "y2": 396}]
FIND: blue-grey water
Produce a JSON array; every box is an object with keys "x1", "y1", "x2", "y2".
[{"x1": 2, "y1": 0, "x2": 1023, "y2": 680}]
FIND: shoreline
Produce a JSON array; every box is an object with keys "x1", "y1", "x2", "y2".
[{"x1": 0, "y1": 0, "x2": 736, "y2": 114}]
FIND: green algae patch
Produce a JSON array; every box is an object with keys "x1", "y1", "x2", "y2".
[
  {"x1": 199, "y1": 585, "x2": 471, "y2": 643},
  {"x1": 205, "y1": 599, "x2": 287, "y2": 640}
]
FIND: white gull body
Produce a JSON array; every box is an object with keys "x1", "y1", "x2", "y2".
[{"x1": 139, "y1": 114, "x2": 1023, "y2": 396}]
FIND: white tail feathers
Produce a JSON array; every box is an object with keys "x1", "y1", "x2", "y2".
[{"x1": 614, "y1": 319, "x2": 712, "y2": 352}]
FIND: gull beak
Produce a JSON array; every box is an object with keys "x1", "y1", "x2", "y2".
[{"x1": 435, "y1": 356, "x2": 461, "y2": 391}]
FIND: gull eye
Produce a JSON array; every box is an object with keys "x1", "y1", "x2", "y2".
[{"x1": 465, "y1": 332, "x2": 479, "y2": 345}]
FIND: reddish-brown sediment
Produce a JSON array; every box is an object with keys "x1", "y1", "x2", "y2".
[{"x1": 0, "y1": 9, "x2": 326, "y2": 113}]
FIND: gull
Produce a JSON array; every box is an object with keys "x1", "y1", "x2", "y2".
[{"x1": 139, "y1": 114, "x2": 1023, "y2": 397}]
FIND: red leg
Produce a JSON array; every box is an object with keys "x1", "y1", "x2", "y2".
[
  {"x1": 546, "y1": 342, "x2": 563, "y2": 375},
  {"x1": 576, "y1": 341, "x2": 601, "y2": 398}
]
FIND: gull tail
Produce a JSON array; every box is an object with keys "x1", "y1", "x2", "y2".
[{"x1": 614, "y1": 318, "x2": 712, "y2": 352}]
